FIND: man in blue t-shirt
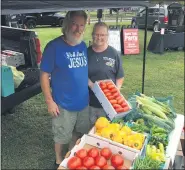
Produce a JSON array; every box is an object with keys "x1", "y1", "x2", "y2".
[{"x1": 40, "y1": 11, "x2": 89, "y2": 168}]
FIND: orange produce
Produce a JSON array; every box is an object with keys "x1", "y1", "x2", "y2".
[
  {"x1": 106, "y1": 81, "x2": 113, "y2": 86},
  {"x1": 107, "y1": 95, "x2": 114, "y2": 100},
  {"x1": 117, "y1": 98, "x2": 124, "y2": 105},
  {"x1": 110, "y1": 88, "x2": 117, "y2": 93},
  {"x1": 121, "y1": 102, "x2": 127, "y2": 108},
  {"x1": 104, "y1": 92, "x2": 112, "y2": 97},
  {"x1": 99, "y1": 82, "x2": 106, "y2": 87},
  {"x1": 112, "y1": 104, "x2": 122, "y2": 109},
  {"x1": 112, "y1": 92, "x2": 119, "y2": 98},
  {"x1": 109, "y1": 100, "x2": 117, "y2": 104},
  {"x1": 100, "y1": 85, "x2": 107, "y2": 90},
  {"x1": 116, "y1": 96, "x2": 122, "y2": 100},
  {"x1": 123, "y1": 106, "x2": 130, "y2": 112},
  {"x1": 107, "y1": 84, "x2": 115, "y2": 90},
  {"x1": 103, "y1": 89, "x2": 110, "y2": 93},
  {"x1": 115, "y1": 108, "x2": 125, "y2": 113}
]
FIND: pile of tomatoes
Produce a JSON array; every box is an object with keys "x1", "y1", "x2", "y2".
[
  {"x1": 67, "y1": 147, "x2": 128, "y2": 170},
  {"x1": 99, "y1": 81, "x2": 130, "y2": 114}
]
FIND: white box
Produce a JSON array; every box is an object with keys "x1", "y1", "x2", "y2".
[
  {"x1": 92, "y1": 79, "x2": 132, "y2": 120},
  {"x1": 59, "y1": 134, "x2": 138, "y2": 170},
  {"x1": 2, "y1": 50, "x2": 25, "y2": 66},
  {"x1": 89, "y1": 126, "x2": 148, "y2": 155}
]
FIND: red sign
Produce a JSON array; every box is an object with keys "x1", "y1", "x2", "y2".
[{"x1": 123, "y1": 29, "x2": 140, "y2": 54}]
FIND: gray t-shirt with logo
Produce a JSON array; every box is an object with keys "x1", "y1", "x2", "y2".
[{"x1": 88, "y1": 45, "x2": 124, "y2": 108}]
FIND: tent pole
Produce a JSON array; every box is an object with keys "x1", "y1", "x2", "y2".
[{"x1": 142, "y1": 7, "x2": 148, "y2": 94}]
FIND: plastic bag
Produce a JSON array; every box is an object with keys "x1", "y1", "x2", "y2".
[{"x1": 9, "y1": 66, "x2": 25, "y2": 88}]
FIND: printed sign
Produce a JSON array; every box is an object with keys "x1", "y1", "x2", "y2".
[
  {"x1": 108, "y1": 29, "x2": 121, "y2": 54},
  {"x1": 123, "y1": 29, "x2": 140, "y2": 54}
]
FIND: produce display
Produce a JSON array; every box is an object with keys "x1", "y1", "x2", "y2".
[
  {"x1": 98, "y1": 81, "x2": 131, "y2": 113},
  {"x1": 121, "y1": 93, "x2": 178, "y2": 169},
  {"x1": 67, "y1": 147, "x2": 128, "y2": 170},
  {"x1": 61, "y1": 92, "x2": 180, "y2": 170},
  {"x1": 94, "y1": 117, "x2": 145, "y2": 150}
]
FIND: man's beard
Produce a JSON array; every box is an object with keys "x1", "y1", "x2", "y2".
[{"x1": 66, "y1": 30, "x2": 84, "y2": 45}]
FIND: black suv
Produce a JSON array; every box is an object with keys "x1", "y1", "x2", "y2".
[
  {"x1": 131, "y1": 3, "x2": 184, "y2": 32},
  {"x1": 20, "y1": 12, "x2": 65, "y2": 29}
]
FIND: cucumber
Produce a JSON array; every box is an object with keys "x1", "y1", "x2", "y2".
[{"x1": 141, "y1": 114, "x2": 173, "y2": 132}]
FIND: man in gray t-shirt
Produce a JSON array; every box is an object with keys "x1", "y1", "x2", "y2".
[{"x1": 88, "y1": 22, "x2": 124, "y2": 125}]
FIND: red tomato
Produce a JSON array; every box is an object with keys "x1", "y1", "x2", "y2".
[
  {"x1": 112, "y1": 92, "x2": 119, "y2": 98},
  {"x1": 117, "y1": 165, "x2": 129, "y2": 170},
  {"x1": 90, "y1": 165, "x2": 101, "y2": 169},
  {"x1": 88, "y1": 148, "x2": 99, "y2": 158},
  {"x1": 99, "y1": 82, "x2": 106, "y2": 86},
  {"x1": 107, "y1": 95, "x2": 115, "y2": 100},
  {"x1": 116, "y1": 96, "x2": 122, "y2": 100},
  {"x1": 67, "y1": 156, "x2": 82, "y2": 169},
  {"x1": 100, "y1": 148, "x2": 112, "y2": 160},
  {"x1": 104, "y1": 92, "x2": 112, "y2": 97},
  {"x1": 111, "y1": 154, "x2": 124, "y2": 168},
  {"x1": 123, "y1": 106, "x2": 130, "y2": 112},
  {"x1": 95, "y1": 156, "x2": 107, "y2": 168},
  {"x1": 106, "y1": 81, "x2": 113, "y2": 86},
  {"x1": 109, "y1": 99, "x2": 117, "y2": 104},
  {"x1": 103, "y1": 89, "x2": 110, "y2": 93},
  {"x1": 103, "y1": 165, "x2": 115, "y2": 169},
  {"x1": 115, "y1": 108, "x2": 125, "y2": 113},
  {"x1": 117, "y1": 98, "x2": 124, "y2": 105},
  {"x1": 110, "y1": 88, "x2": 118, "y2": 93},
  {"x1": 83, "y1": 157, "x2": 95, "y2": 168},
  {"x1": 100, "y1": 85, "x2": 107, "y2": 90},
  {"x1": 76, "y1": 149, "x2": 88, "y2": 160},
  {"x1": 112, "y1": 104, "x2": 122, "y2": 109},
  {"x1": 76, "y1": 166, "x2": 87, "y2": 169},
  {"x1": 121, "y1": 102, "x2": 128, "y2": 108},
  {"x1": 107, "y1": 84, "x2": 115, "y2": 90}
]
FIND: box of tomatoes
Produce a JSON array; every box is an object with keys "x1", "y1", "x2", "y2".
[
  {"x1": 58, "y1": 134, "x2": 138, "y2": 170},
  {"x1": 92, "y1": 80, "x2": 132, "y2": 120}
]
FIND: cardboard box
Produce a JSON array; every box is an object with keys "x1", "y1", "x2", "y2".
[
  {"x1": 58, "y1": 134, "x2": 138, "y2": 169},
  {"x1": 92, "y1": 79, "x2": 132, "y2": 120},
  {"x1": 89, "y1": 126, "x2": 148, "y2": 155}
]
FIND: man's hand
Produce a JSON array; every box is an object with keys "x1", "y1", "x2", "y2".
[{"x1": 46, "y1": 100, "x2": 60, "y2": 117}]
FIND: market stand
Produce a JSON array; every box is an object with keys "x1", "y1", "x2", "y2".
[{"x1": 1, "y1": 0, "x2": 184, "y2": 169}]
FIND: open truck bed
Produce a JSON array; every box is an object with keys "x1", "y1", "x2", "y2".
[{"x1": 1, "y1": 26, "x2": 42, "y2": 114}]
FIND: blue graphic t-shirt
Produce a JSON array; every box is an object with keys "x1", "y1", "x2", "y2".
[{"x1": 40, "y1": 36, "x2": 89, "y2": 111}]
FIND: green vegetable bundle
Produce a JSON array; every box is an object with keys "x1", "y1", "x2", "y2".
[{"x1": 134, "y1": 156, "x2": 163, "y2": 169}]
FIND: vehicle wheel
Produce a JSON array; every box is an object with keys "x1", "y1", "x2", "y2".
[
  {"x1": 131, "y1": 21, "x2": 137, "y2": 28},
  {"x1": 58, "y1": 19, "x2": 63, "y2": 27},
  {"x1": 26, "y1": 19, "x2": 36, "y2": 29},
  {"x1": 153, "y1": 23, "x2": 159, "y2": 32}
]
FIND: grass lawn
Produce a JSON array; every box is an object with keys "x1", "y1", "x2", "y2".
[{"x1": 1, "y1": 22, "x2": 184, "y2": 169}]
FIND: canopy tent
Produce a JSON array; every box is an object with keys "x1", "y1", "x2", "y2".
[
  {"x1": 1, "y1": 0, "x2": 150, "y2": 93},
  {"x1": 1, "y1": 0, "x2": 150, "y2": 15}
]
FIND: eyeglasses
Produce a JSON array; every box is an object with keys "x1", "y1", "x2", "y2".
[{"x1": 93, "y1": 34, "x2": 108, "y2": 38}]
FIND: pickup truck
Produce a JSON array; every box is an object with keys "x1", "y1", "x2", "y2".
[{"x1": 1, "y1": 26, "x2": 42, "y2": 114}]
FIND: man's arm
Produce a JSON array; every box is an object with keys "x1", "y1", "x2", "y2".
[
  {"x1": 116, "y1": 77, "x2": 124, "y2": 90},
  {"x1": 40, "y1": 71, "x2": 59, "y2": 116}
]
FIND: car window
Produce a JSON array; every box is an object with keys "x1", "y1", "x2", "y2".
[
  {"x1": 148, "y1": 8, "x2": 165, "y2": 16},
  {"x1": 139, "y1": 9, "x2": 146, "y2": 16}
]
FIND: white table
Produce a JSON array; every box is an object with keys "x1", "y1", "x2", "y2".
[{"x1": 164, "y1": 114, "x2": 184, "y2": 169}]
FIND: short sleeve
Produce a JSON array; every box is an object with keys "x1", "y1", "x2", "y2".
[
  {"x1": 40, "y1": 42, "x2": 55, "y2": 73},
  {"x1": 115, "y1": 53, "x2": 124, "y2": 79}
]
